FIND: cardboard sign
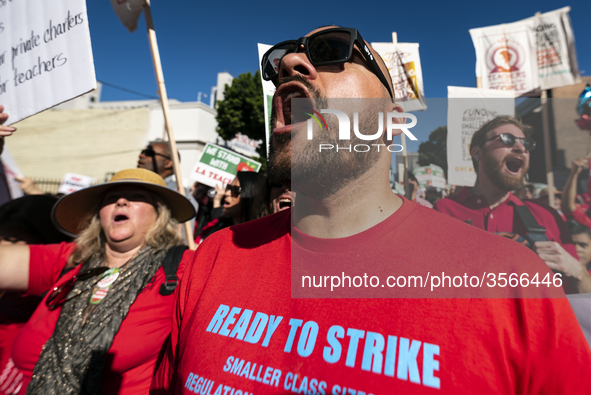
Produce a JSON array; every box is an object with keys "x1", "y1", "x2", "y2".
[
  {"x1": 372, "y1": 42, "x2": 427, "y2": 112},
  {"x1": 413, "y1": 165, "x2": 446, "y2": 189},
  {"x1": 0, "y1": 0, "x2": 96, "y2": 125},
  {"x1": 446, "y1": 86, "x2": 515, "y2": 186},
  {"x1": 58, "y1": 172, "x2": 94, "y2": 194},
  {"x1": 190, "y1": 143, "x2": 261, "y2": 188}
]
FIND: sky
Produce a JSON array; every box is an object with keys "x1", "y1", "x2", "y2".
[{"x1": 86, "y1": 0, "x2": 590, "y2": 147}]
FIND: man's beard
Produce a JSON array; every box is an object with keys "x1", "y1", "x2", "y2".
[
  {"x1": 481, "y1": 150, "x2": 528, "y2": 191},
  {"x1": 267, "y1": 130, "x2": 291, "y2": 186},
  {"x1": 268, "y1": 77, "x2": 383, "y2": 199}
]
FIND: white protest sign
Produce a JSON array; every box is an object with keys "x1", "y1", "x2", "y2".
[
  {"x1": 190, "y1": 143, "x2": 262, "y2": 188},
  {"x1": 413, "y1": 164, "x2": 447, "y2": 189},
  {"x1": 58, "y1": 172, "x2": 94, "y2": 194},
  {"x1": 372, "y1": 42, "x2": 427, "y2": 112},
  {"x1": 470, "y1": 22, "x2": 538, "y2": 96},
  {"x1": 522, "y1": 7, "x2": 580, "y2": 90},
  {"x1": 469, "y1": 7, "x2": 579, "y2": 96},
  {"x1": 227, "y1": 132, "x2": 261, "y2": 157},
  {"x1": 392, "y1": 181, "x2": 405, "y2": 196},
  {"x1": 1, "y1": 145, "x2": 24, "y2": 199},
  {"x1": 0, "y1": 0, "x2": 96, "y2": 125},
  {"x1": 447, "y1": 86, "x2": 515, "y2": 186},
  {"x1": 257, "y1": 43, "x2": 276, "y2": 158}
]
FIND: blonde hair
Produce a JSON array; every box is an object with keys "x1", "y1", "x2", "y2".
[{"x1": 66, "y1": 201, "x2": 182, "y2": 269}]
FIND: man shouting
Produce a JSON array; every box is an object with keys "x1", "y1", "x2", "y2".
[
  {"x1": 151, "y1": 27, "x2": 590, "y2": 394},
  {"x1": 436, "y1": 116, "x2": 591, "y2": 293}
]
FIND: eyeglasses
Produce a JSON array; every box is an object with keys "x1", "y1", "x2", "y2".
[
  {"x1": 482, "y1": 133, "x2": 536, "y2": 152},
  {"x1": 261, "y1": 27, "x2": 394, "y2": 101},
  {"x1": 46, "y1": 267, "x2": 109, "y2": 311},
  {"x1": 225, "y1": 185, "x2": 241, "y2": 198},
  {"x1": 141, "y1": 147, "x2": 170, "y2": 160}
]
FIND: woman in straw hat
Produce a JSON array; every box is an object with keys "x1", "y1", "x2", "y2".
[{"x1": 0, "y1": 168, "x2": 195, "y2": 395}]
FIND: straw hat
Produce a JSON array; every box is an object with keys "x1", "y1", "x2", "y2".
[{"x1": 52, "y1": 168, "x2": 196, "y2": 236}]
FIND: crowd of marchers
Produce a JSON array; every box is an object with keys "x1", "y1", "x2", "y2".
[{"x1": 0, "y1": 25, "x2": 591, "y2": 395}]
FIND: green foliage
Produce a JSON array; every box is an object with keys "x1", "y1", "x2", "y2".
[
  {"x1": 252, "y1": 155, "x2": 268, "y2": 174},
  {"x1": 216, "y1": 70, "x2": 266, "y2": 157},
  {"x1": 418, "y1": 126, "x2": 448, "y2": 177}
]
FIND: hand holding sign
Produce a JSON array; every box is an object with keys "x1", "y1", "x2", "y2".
[
  {"x1": 191, "y1": 143, "x2": 262, "y2": 188},
  {"x1": 14, "y1": 176, "x2": 43, "y2": 195},
  {"x1": 213, "y1": 184, "x2": 225, "y2": 209}
]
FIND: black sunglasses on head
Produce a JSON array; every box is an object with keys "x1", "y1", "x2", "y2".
[
  {"x1": 261, "y1": 27, "x2": 394, "y2": 101},
  {"x1": 45, "y1": 267, "x2": 109, "y2": 311},
  {"x1": 482, "y1": 133, "x2": 536, "y2": 152}
]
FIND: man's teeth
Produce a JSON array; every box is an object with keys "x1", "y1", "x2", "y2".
[{"x1": 285, "y1": 92, "x2": 302, "y2": 100}]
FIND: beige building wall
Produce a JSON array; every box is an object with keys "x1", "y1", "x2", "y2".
[
  {"x1": 7, "y1": 107, "x2": 151, "y2": 182},
  {"x1": 5, "y1": 73, "x2": 258, "y2": 187},
  {"x1": 552, "y1": 76, "x2": 591, "y2": 170},
  {"x1": 146, "y1": 102, "x2": 219, "y2": 187}
]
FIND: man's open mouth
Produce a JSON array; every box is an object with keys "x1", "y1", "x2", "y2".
[
  {"x1": 278, "y1": 196, "x2": 292, "y2": 211},
  {"x1": 505, "y1": 157, "x2": 524, "y2": 174},
  {"x1": 274, "y1": 83, "x2": 313, "y2": 129}
]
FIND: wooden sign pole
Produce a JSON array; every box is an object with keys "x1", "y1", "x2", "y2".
[{"x1": 144, "y1": 1, "x2": 195, "y2": 249}]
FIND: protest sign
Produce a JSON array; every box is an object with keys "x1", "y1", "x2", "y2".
[
  {"x1": 0, "y1": 0, "x2": 96, "y2": 125},
  {"x1": 523, "y1": 7, "x2": 579, "y2": 90},
  {"x1": 58, "y1": 172, "x2": 94, "y2": 194},
  {"x1": 392, "y1": 181, "x2": 405, "y2": 196},
  {"x1": 469, "y1": 7, "x2": 579, "y2": 96},
  {"x1": 227, "y1": 132, "x2": 261, "y2": 157},
  {"x1": 1, "y1": 146, "x2": 24, "y2": 200},
  {"x1": 470, "y1": 22, "x2": 538, "y2": 95},
  {"x1": 447, "y1": 86, "x2": 515, "y2": 186},
  {"x1": 413, "y1": 164, "x2": 446, "y2": 189},
  {"x1": 257, "y1": 43, "x2": 277, "y2": 158},
  {"x1": 110, "y1": 0, "x2": 146, "y2": 32},
  {"x1": 190, "y1": 143, "x2": 261, "y2": 188},
  {"x1": 372, "y1": 42, "x2": 427, "y2": 112}
]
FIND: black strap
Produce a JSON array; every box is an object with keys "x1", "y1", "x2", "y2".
[
  {"x1": 514, "y1": 205, "x2": 549, "y2": 243},
  {"x1": 196, "y1": 205, "x2": 211, "y2": 236},
  {"x1": 159, "y1": 245, "x2": 189, "y2": 295},
  {"x1": 41, "y1": 264, "x2": 77, "y2": 298}
]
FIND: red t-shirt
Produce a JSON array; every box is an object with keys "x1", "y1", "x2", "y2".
[
  {"x1": 195, "y1": 218, "x2": 221, "y2": 245},
  {"x1": 435, "y1": 187, "x2": 577, "y2": 257},
  {"x1": 6, "y1": 243, "x2": 191, "y2": 395},
  {"x1": 151, "y1": 201, "x2": 591, "y2": 394}
]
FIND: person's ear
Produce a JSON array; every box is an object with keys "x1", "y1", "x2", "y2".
[
  {"x1": 471, "y1": 145, "x2": 481, "y2": 162},
  {"x1": 164, "y1": 158, "x2": 173, "y2": 170},
  {"x1": 383, "y1": 103, "x2": 406, "y2": 145}
]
